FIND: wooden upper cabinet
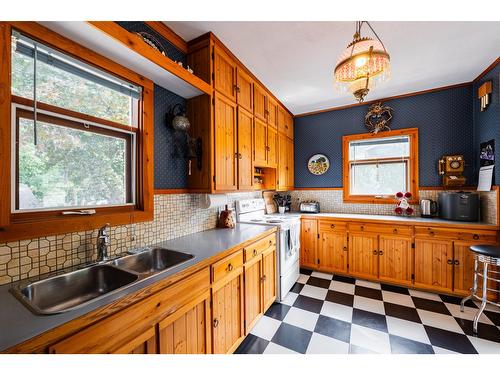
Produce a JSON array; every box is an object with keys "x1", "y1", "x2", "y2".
[
  {"x1": 285, "y1": 112, "x2": 294, "y2": 139},
  {"x1": 414, "y1": 238, "x2": 453, "y2": 292},
  {"x1": 301, "y1": 219, "x2": 318, "y2": 268},
  {"x1": 236, "y1": 68, "x2": 253, "y2": 113},
  {"x1": 237, "y1": 107, "x2": 254, "y2": 190},
  {"x1": 253, "y1": 117, "x2": 268, "y2": 166},
  {"x1": 213, "y1": 45, "x2": 237, "y2": 102},
  {"x1": 214, "y1": 93, "x2": 238, "y2": 191},
  {"x1": 277, "y1": 133, "x2": 288, "y2": 191},
  {"x1": 267, "y1": 125, "x2": 278, "y2": 167},
  {"x1": 254, "y1": 83, "x2": 267, "y2": 122},
  {"x1": 277, "y1": 106, "x2": 287, "y2": 135},
  {"x1": 212, "y1": 268, "x2": 245, "y2": 354},
  {"x1": 378, "y1": 235, "x2": 413, "y2": 285},
  {"x1": 267, "y1": 97, "x2": 278, "y2": 129},
  {"x1": 286, "y1": 137, "x2": 294, "y2": 189},
  {"x1": 348, "y1": 232, "x2": 379, "y2": 279},
  {"x1": 319, "y1": 230, "x2": 348, "y2": 273}
]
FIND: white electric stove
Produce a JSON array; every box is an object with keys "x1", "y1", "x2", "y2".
[{"x1": 235, "y1": 199, "x2": 300, "y2": 301}]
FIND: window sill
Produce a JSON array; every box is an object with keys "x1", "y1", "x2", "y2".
[{"x1": 343, "y1": 195, "x2": 419, "y2": 205}]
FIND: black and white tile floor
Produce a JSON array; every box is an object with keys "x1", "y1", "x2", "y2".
[{"x1": 235, "y1": 269, "x2": 500, "y2": 354}]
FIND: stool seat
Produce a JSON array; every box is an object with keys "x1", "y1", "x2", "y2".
[{"x1": 469, "y1": 244, "x2": 500, "y2": 258}]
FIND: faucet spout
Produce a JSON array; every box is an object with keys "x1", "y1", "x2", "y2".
[{"x1": 96, "y1": 224, "x2": 111, "y2": 262}]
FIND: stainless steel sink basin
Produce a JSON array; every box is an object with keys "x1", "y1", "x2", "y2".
[
  {"x1": 12, "y1": 265, "x2": 138, "y2": 315},
  {"x1": 110, "y1": 247, "x2": 194, "y2": 275}
]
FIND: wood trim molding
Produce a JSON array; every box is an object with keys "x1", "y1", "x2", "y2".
[
  {"x1": 294, "y1": 82, "x2": 472, "y2": 118},
  {"x1": 154, "y1": 189, "x2": 190, "y2": 194},
  {"x1": 144, "y1": 22, "x2": 188, "y2": 54},
  {"x1": 0, "y1": 23, "x2": 11, "y2": 228},
  {"x1": 293, "y1": 187, "x2": 343, "y2": 191},
  {"x1": 472, "y1": 57, "x2": 500, "y2": 84}
]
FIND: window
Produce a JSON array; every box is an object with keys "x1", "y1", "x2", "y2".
[
  {"x1": 0, "y1": 22, "x2": 154, "y2": 241},
  {"x1": 343, "y1": 129, "x2": 419, "y2": 203}
]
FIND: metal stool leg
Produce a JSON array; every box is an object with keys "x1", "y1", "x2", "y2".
[
  {"x1": 461, "y1": 258, "x2": 478, "y2": 312},
  {"x1": 473, "y1": 262, "x2": 489, "y2": 334}
]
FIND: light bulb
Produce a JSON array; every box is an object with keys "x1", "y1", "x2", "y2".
[{"x1": 355, "y1": 57, "x2": 367, "y2": 68}]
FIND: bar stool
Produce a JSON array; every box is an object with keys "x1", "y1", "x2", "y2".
[{"x1": 460, "y1": 244, "x2": 500, "y2": 334}]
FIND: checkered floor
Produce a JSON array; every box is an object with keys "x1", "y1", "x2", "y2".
[{"x1": 235, "y1": 269, "x2": 500, "y2": 354}]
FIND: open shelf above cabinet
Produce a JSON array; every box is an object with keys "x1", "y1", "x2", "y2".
[{"x1": 38, "y1": 21, "x2": 212, "y2": 98}]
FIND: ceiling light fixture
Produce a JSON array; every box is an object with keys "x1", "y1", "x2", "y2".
[{"x1": 334, "y1": 21, "x2": 390, "y2": 103}]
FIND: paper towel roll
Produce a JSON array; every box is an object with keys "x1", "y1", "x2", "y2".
[{"x1": 199, "y1": 194, "x2": 228, "y2": 209}]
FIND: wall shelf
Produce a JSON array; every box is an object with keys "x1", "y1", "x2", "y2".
[{"x1": 39, "y1": 21, "x2": 212, "y2": 99}]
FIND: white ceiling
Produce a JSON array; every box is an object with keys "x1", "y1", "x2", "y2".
[{"x1": 165, "y1": 21, "x2": 500, "y2": 115}]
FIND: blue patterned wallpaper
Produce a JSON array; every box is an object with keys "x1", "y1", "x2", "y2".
[
  {"x1": 473, "y1": 61, "x2": 500, "y2": 185},
  {"x1": 294, "y1": 86, "x2": 474, "y2": 188}
]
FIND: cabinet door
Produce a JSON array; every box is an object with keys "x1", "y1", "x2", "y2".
[
  {"x1": 414, "y1": 239, "x2": 453, "y2": 292},
  {"x1": 158, "y1": 291, "x2": 212, "y2": 354},
  {"x1": 253, "y1": 117, "x2": 267, "y2": 166},
  {"x1": 348, "y1": 232, "x2": 379, "y2": 279},
  {"x1": 236, "y1": 68, "x2": 253, "y2": 113},
  {"x1": 214, "y1": 93, "x2": 238, "y2": 191},
  {"x1": 285, "y1": 112, "x2": 294, "y2": 140},
  {"x1": 244, "y1": 256, "x2": 263, "y2": 333},
  {"x1": 214, "y1": 45, "x2": 236, "y2": 101},
  {"x1": 319, "y1": 231, "x2": 348, "y2": 273},
  {"x1": 262, "y1": 247, "x2": 277, "y2": 311},
  {"x1": 378, "y1": 235, "x2": 413, "y2": 285},
  {"x1": 254, "y1": 83, "x2": 267, "y2": 122},
  {"x1": 301, "y1": 219, "x2": 318, "y2": 269},
  {"x1": 277, "y1": 133, "x2": 287, "y2": 190},
  {"x1": 237, "y1": 107, "x2": 254, "y2": 190},
  {"x1": 277, "y1": 106, "x2": 287, "y2": 135},
  {"x1": 267, "y1": 125, "x2": 278, "y2": 167},
  {"x1": 286, "y1": 137, "x2": 294, "y2": 189},
  {"x1": 212, "y1": 270, "x2": 245, "y2": 354},
  {"x1": 267, "y1": 97, "x2": 278, "y2": 129},
  {"x1": 112, "y1": 328, "x2": 157, "y2": 354}
]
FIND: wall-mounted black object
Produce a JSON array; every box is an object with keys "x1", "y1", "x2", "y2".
[
  {"x1": 480, "y1": 139, "x2": 495, "y2": 167},
  {"x1": 168, "y1": 103, "x2": 202, "y2": 175}
]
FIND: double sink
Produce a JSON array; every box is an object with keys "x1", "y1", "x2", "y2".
[{"x1": 11, "y1": 247, "x2": 194, "y2": 315}]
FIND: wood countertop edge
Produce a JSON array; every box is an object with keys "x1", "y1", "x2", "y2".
[
  {"x1": 2, "y1": 227, "x2": 277, "y2": 354},
  {"x1": 299, "y1": 215, "x2": 499, "y2": 232}
]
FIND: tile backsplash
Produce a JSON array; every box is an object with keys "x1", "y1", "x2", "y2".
[
  {"x1": 0, "y1": 191, "x2": 261, "y2": 286},
  {"x1": 290, "y1": 189, "x2": 498, "y2": 225}
]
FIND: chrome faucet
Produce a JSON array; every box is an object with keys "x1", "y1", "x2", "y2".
[{"x1": 96, "y1": 224, "x2": 111, "y2": 262}]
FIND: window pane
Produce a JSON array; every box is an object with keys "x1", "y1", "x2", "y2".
[
  {"x1": 349, "y1": 136, "x2": 409, "y2": 161},
  {"x1": 11, "y1": 39, "x2": 137, "y2": 126},
  {"x1": 17, "y1": 116, "x2": 131, "y2": 210},
  {"x1": 350, "y1": 162, "x2": 407, "y2": 195}
]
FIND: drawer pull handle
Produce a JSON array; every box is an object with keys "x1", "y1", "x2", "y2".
[
  {"x1": 360, "y1": 226, "x2": 364, "y2": 231},
  {"x1": 393, "y1": 229, "x2": 398, "y2": 234},
  {"x1": 213, "y1": 318, "x2": 219, "y2": 328},
  {"x1": 269, "y1": 240, "x2": 272, "y2": 246},
  {"x1": 454, "y1": 260, "x2": 460, "y2": 265},
  {"x1": 373, "y1": 250, "x2": 378, "y2": 255},
  {"x1": 429, "y1": 231, "x2": 435, "y2": 236},
  {"x1": 227, "y1": 263, "x2": 233, "y2": 272},
  {"x1": 379, "y1": 250, "x2": 384, "y2": 255},
  {"x1": 253, "y1": 249, "x2": 258, "y2": 256},
  {"x1": 447, "y1": 259, "x2": 453, "y2": 265},
  {"x1": 331, "y1": 224, "x2": 335, "y2": 228},
  {"x1": 473, "y1": 234, "x2": 479, "y2": 240},
  {"x1": 343, "y1": 246, "x2": 347, "y2": 251}
]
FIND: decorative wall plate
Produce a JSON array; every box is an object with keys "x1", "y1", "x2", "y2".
[{"x1": 308, "y1": 154, "x2": 330, "y2": 175}]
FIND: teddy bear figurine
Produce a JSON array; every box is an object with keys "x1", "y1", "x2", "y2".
[{"x1": 394, "y1": 192, "x2": 414, "y2": 216}]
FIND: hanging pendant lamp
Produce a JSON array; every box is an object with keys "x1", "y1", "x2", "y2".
[{"x1": 334, "y1": 21, "x2": 390, "y2": 102}]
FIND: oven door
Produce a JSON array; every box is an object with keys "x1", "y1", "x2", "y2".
[{"x1": 279, "y1": 223, "x2": 300, "y2": 276}]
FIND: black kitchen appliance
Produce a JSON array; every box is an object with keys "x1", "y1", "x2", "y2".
[{"x1": 438, "y1": 192, "x2": 479, "y2": 222}]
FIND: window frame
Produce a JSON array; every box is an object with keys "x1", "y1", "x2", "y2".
[
  {"x1": 342, "y1": 128, "x2": 419, "y2": 204},
  {"x1": 0, "y1": 22, "x2": 154, "y2": 242}
]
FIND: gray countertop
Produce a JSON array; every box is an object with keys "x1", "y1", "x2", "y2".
[
  {"x1": 0, "y1": 223, "x2": 274, "y2": 352},
  {"x1": 285, "y1": 212, "x2": 497, "y2": 229}
]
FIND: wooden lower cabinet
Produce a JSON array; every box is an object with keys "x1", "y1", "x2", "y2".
[
  {"x1": 244, "y1": 255, "x2": 264, "y2": 333},
  {"x1": 262, "y1": 247, "x2": 277, "y2": 310},
  {"x1": 158, "y1": 290, "x2": 212, "y2": 354},
  {"x1": 113, "y1": 328, "x2": 157, "y2": 354},
  {"x1": 211, "y1": 268, "x2": 245, "y2": 354},
  {"x1": 300, "y1": 219, "x2": 318, "y2": 268},
  {"x1": 348, "y1": 232, "x2": 379, "y2": 279},
  {"x1": 414, "y1": 238, "x2": 454, "y2": 292},
  {"x1": 378, "y1": 235, "x2": 413, "y2": 286},
  {"x1": 318, "y1": 230, "x2": 348, "y2": 273}
]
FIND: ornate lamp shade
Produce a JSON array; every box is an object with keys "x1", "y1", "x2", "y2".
[{"x1": 334, "y1": 22, "x2": 390, "y2": 102}]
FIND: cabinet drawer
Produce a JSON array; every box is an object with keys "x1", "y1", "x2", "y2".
[
  {"x1": 348, "y1": 223, "x2": 412, "y2": 236},
  {"x1": 244, "y1": 233, "x2": 276, "y2": 262},
  {"x1": 415, "y1": 226, "x2": 497, "y2": 242},
  {"x1": 319, "y1": 220, "x2": 347, "y2": 233},
  {"x1": 212, "y1": 250, "x2": 244, "y2": 283}
]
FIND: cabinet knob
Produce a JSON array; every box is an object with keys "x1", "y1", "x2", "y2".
[
  {"x1": 447, "y1": 259, "x2": 453, "y2": 265},
  {"x1": 379, "y1": 250, "x2": 383, "y2": 255},
  {"x1": 473, "y1": 234, "x2": 479, "y2": 240},
  {"x1": 343, "y1": 246, "x2": 347, "y2": 251},
  {"x1": 454, "y1": 259, "x2": 460, "y2": 265},
  {"x1": 331, "y1": 224, "x2": 335, "y2": 228},
  {"x1": 261, "y1": 275, "x2": 267, "y2": 283},
  {"x1": 213, "y1": 318, "x2": 219, "y2": 328},
  {"x1": 393, "y1": 229, "x2": 398, "y2": 234},
  {"x1": 234, "y1": 85, "x2": 240, "y2": 93},
  {"x1": 227, "y1": 263, "x2": 233, "y2": 272},
  {"x1": 360, "y1": 226, "x2": 365, "y2": 231},
  {"x1": 429, "y1": 231, "x2": 435, "y2": 236},
  {"x1": 373, "y1": 250, "x2": 378, "y2": 255},
  {"x1": 253, "y1": 249, "x2": 257, "y2": 256}
]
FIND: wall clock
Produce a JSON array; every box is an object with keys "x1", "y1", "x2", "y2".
[{"x1": 308, "y1": 154, "x2": 330, "y2": 175}]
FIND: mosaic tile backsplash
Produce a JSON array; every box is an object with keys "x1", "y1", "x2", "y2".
[{"x1": 0, "y1": 191, "x2": 261, "y2": 286}]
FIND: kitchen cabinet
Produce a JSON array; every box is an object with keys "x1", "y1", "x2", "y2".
[
  {"x1": 236, "y1": 68, "x2": 253, "y2": 113},
  {"x1": 213, "y1": 45, "x2": 237, "y2": 102},
  {"x1": 301, "y1": 218, "x2": 318, "y2": 268},
  {"x1": 214, "y1": 92, "x2": 238, "y2": 191},
  {"x1": 414, "y1": 238, "x2": 454, "y2": 292},
  {"x1": 267, "y1": 97, "x2": 278, "y2": 129},
  {"x1": 244, "y1": 255, "x2": 264, "y2": 333},
  {"x1": 277, "y1": 134, "x2": 294, "y2": 191},
  {"x1": 285, "y1": 112, "x2": 294, "y2": 140},
  {"x1": 262, "y1": 246, "x2": 277, "y2": 310},
  {"x1": 378, "y1": 235, "x2": 413, "y2": 285},
  {"x1": 253, "y1": 117, "x2": 268, "y2": 166},
  {"x1": 348, "y1": 231, "x2": 379, "y2": 279},
  {"x1": 319, "y1": 230, "x2": 348, "y2": 274},
  {"x1": 158, "y1": 290, "x2": 212, "y2": 354},
  {"x1": 254, "y1": 82, "x2": 267, "y2": 122},
  {"x1": 267, "y1": 125, "x2": 278, "y2": 167},
  {"x1": 237, "y1": 107, "x2": 254, "y2": 190}
]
